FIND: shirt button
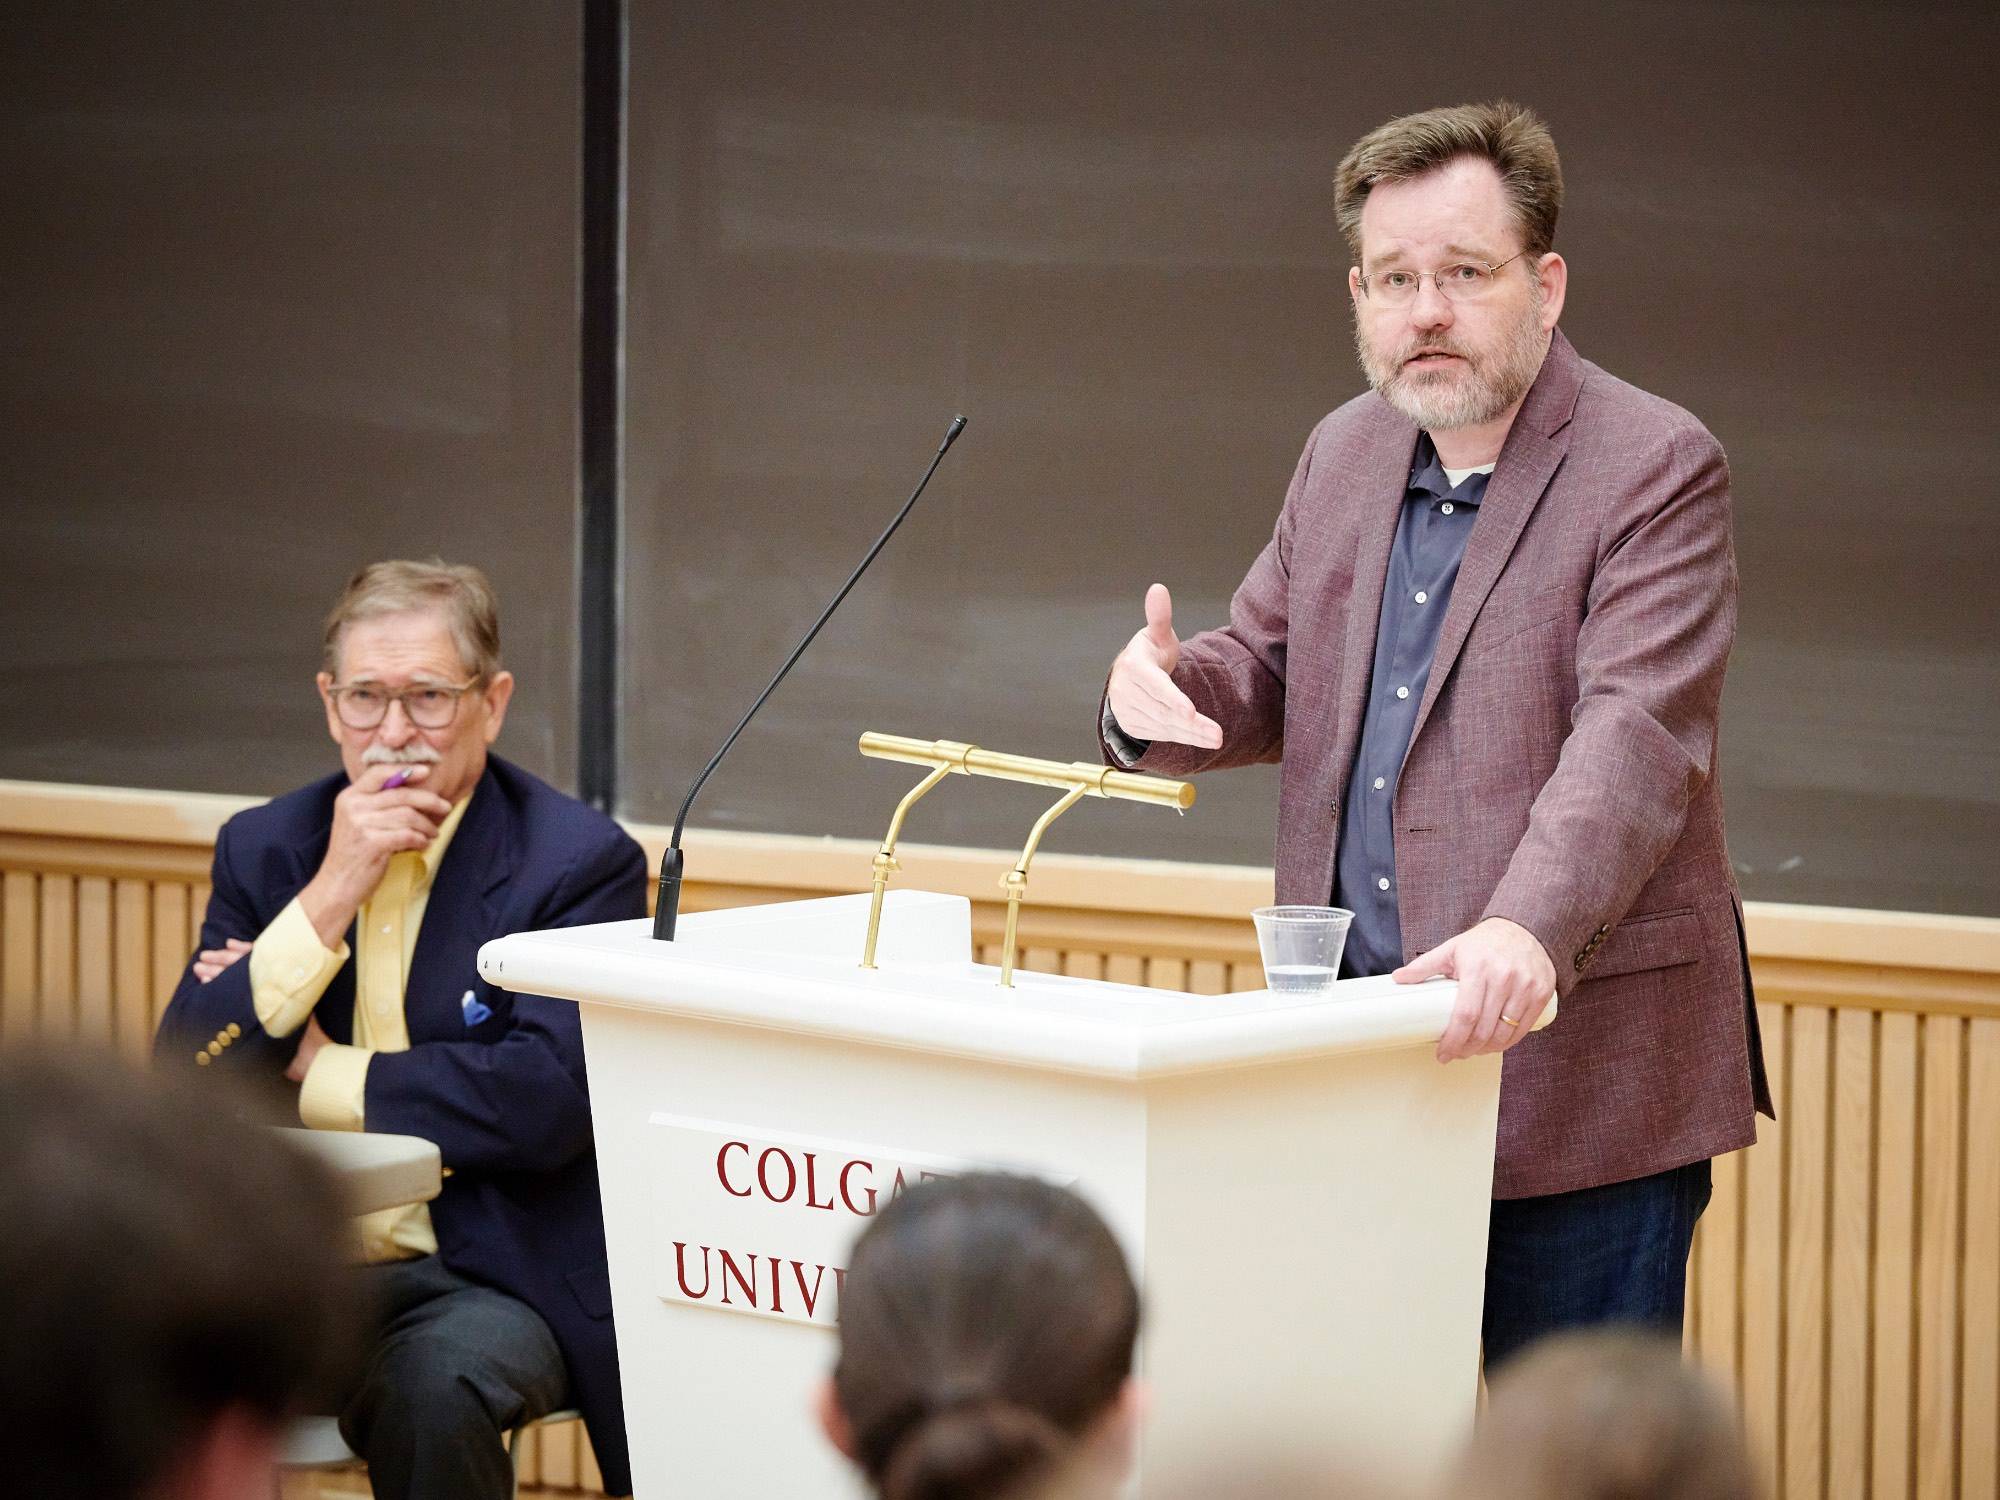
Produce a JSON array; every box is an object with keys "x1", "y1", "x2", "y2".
[
  {"x1": 1414, "y1": 591, "x2": 1428, "y2": 604},
  {"x1": 1441, "y1": 502, "x2": 1454, "y2": 515},
  {"x1": 292, "y1": 967, "x2": 305, "y2": 983},
  {"x1": 1377, "y1": 876, "x2": 1391, "y2": 891},
  {"x1": 380, "y1": 924, "x2": 393, "y2": 935},
  {"x1": 1373, "y1": 777, "x2": 1386, "y2": 790},
  {"x1": 1395, "y1": 686, "x2": 1410, "y2": 700}
]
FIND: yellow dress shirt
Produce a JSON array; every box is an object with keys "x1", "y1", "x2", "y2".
[{"x1": 248, "y1": 791, "x2": 473, "y2": 1263}]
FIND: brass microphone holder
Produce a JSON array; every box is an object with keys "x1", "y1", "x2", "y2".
[{"x1": 857, "y1": 732, "x2": 1195, "y2": 986}]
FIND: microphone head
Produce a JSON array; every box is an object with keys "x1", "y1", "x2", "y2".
[{"x1": 941, "y1": 413, "x2": 968, "y2": 449}]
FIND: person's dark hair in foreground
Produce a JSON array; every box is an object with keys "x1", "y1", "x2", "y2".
[
  {"x1": 823, "y1": 1173, "x2": 1142, "y2": 1500},
  {"x1": 1453, "y1": 1328, "x2": 1761, "y2": 1500},
  {"x1": 0, "y1": 1046, "x2": 358, "y2": 1500}
]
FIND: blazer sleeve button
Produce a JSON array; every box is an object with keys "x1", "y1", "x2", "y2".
[{"x1": 195, "y1": 1051, "x2": 211, "y2": 1066}]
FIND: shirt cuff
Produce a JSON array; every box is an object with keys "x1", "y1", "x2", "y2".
[
  {"x1": 1100, "y1": 701, "x2": 1151, "y2": 770},
  {"x1": 248, "y1": 898, "x2": 349, "y2": 1038},
  {"x1": 299, "y1": 1043, "x2": 374, "y2": 1132}
]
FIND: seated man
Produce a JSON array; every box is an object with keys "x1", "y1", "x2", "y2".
[
  {"x1": 0, "y1": 1046, "x2": 357, "y2": 1500},
  {"x1": 157, "y1": 559, "x2": 647, "y2": 1500}
]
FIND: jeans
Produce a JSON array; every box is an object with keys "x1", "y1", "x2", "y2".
[
  {"x1": 340, "y1": 1255, "x2": 570, "y2": 1500},
  {"x1": 1482, "y1": 1158, "x2": 1713, "y2": 1372}
]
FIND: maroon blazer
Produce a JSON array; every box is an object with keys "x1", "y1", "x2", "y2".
[{"x1": 1112, "y1": 331, "x2": 1772, "y2": 1198}]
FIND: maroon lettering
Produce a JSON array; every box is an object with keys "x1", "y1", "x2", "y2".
[
  {"x1": 672, "y1": 1242, "x2": 711, "y2": 1299},
  {"x1": 889, "y1": 1167, "x2": 912, "y2": 1202},
  {"x1": 839, "y1": 1158, "x2": 878, "y2": 1216},
  {"x1": 717, "y1": 1141, "x2": 752, "y2": 1198},
  {"x1": 792, "y1": 1260, "x2": 827, "y2": 1319},
  {"x1": 757, "y1": 1147, "x2": 797, "y2": 1204},
  {"x1": 803, "y1": 1152, "x2": 838, "y2": 1211},
  {"x1": 718, "y1": 1249, "x2": 758, "y2": 1308}
]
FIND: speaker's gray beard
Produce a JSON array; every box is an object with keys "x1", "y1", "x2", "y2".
[{"x1": 1356, "y1": 295, "x2": 1550, "y2": 433}]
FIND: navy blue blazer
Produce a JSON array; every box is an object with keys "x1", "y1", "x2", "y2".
[{"x1": 156, "y1": 755, "x2": 646, "y2": 1495}]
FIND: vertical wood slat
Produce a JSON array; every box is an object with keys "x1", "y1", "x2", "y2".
[
  {"x1": 1062, "y1": 951, "x2": 1105, "y2": 982},
  {"x1": 1146, "y1": 956, "x2": 1187, "y2": 992},
  {"x1": 512, "y1": 1422, "x2": 539, "y2": 1484},
  {"x1": 1916, "y1": 1016, "x2": 1965, "y2": 1500},
  {"x1": 537, "y1": 1417, "x2": 580, "y2": 1487},
  {"x1": 1876, "y1": 1012, "x2": 1920, "y2": 1500},
  {"x1": 2, "y1": 870, "x2": 36, "y2": 1039},
  {"x1": 1692, "y1": 1145, "x2": 1743, "y2": 1383},
  {"x1": 1186, "y1": 959, "x2": 1226, "y2": 995},
  {"x1": 1105, "y1": 953, "x2": 1145, "y2": 988},
  {"x1": 1022, "y1": 946, "x2": 1061, "y2": 976},
  {"x1": 150, "y1": 884, "x2": 191, "y2": 1035},
  {"x1": 1784, "y1": 1005, "x2": 1830, "y2": 1500},
  {"x1": 113, "y1": 879, "x2": 154, "y2": 1059},
  {"x1": 1226, "y1": 960, "x2": 1263, "y2": 992},
  {"x1": 38, "y1": 873, "x2": 77, "y2": 1036},
  {"x1": 1742, "y1": 1000, "x2": 1788, "y2": 1500},
  {"x1": 1964, "y1": 1017, "x2": 2000, "y2": 1500},
  {"x1": 1826, "y1": 1007, "x2": 1876, "y2": 1494},
  {"x1": 76, "y1": 875, "x2": 113, "y2": 1041}
]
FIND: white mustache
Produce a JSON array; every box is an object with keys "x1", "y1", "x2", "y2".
[{"x1": 362, "y1": 745, "x2": 443, "y2": 766}]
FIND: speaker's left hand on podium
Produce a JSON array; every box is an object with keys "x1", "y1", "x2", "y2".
[{"x1": 1395, "y1": 918, "x2": 1556, "y2": 1064}]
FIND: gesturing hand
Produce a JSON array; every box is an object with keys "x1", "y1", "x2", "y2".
[
  {"x1": 1395, "y1": 917, "x2": 1557, "y2": 1064},
  {"x1": 297, "y1": 763, "x2": 453, "y2": 949},
  {"x1": 1105, "y1": 584, "x2": 1223, "y2": 749}
]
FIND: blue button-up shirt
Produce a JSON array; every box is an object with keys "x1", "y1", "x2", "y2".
[{"x1": 1334, "y1": 435, "x2": 1492, "y2": 977}]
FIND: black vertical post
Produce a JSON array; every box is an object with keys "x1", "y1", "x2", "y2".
[{"x1": 577, "y1": 0, "x2": 625, "y2": 811}]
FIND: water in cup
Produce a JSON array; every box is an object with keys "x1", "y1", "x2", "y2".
[
  {"x1": 1251, "y1": 906, "x2": 1353, "y2": 996},
  {"x1": 1264, "y1": 963, "x2": 1339, "y2": 994}
]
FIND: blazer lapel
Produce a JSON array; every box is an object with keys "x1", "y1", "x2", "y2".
[
  {"x1": 1403, "y1": 331, "x2": 1583, "y2": 756},
  {"x1": 1326, "y1": 404, "x2": 1420, "y2": 783},
  {"x1": 405, "y1": 764, "x2": 513, "y2": 1035}
]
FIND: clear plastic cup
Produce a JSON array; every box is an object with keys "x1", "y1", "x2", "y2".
[{"x1": 1251, "y1": 906, "x2": 1354, "y2": 995}]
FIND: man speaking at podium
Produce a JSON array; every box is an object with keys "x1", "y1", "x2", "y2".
[
  {"x1": 157, "y1": 561, "x2": 645, "y2": 1497},
  {"x1": 1100, "y1": 102, "x2": 1771, "y2": 1367}
]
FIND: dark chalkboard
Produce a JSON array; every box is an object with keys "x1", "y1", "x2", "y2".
[
  {"x1": 618, "y1": 1, "x2": 2000, "y2": 917},
  {"x1": 0, "y1": 2, "x2": 584, "y2": 798}
]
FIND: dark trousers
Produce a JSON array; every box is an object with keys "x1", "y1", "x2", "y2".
[
  {"x1": 1482, "y1": 1158, "x2": 1713, "y2": 1372},
  {"x1": 340, "y1": 1255, "x2": 569, "y2": 1500}
]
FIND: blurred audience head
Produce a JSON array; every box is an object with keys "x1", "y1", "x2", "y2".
[
  {"x1": 0, "y1": 1046, "x2": 358, "y2": 1500},
  {"x1": 1452, "y1": 1328, "x2": 1760, "y2": 1500},
  {"x1": 316, "y1": 558, "x2": 514, "y2": 804},
  {"x1": 822, "y1": 1172, "x2": 1142, "y2": 1500}
]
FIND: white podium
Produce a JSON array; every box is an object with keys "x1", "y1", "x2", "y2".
[{"x1": 479, "y1": 890, "x2": 1535, "y2": 1497}]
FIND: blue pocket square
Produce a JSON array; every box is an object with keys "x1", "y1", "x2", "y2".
[{"x1": 460, "y1": 989, "x2": 494, "y2": 1027}]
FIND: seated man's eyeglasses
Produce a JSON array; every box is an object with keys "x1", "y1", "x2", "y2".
[
  {"x1": 330, "y1": 678, "x2": 482, "y2": 730},
  {"x1": 1358, "y1": 250, "x2": 1527, "y2": 308}
]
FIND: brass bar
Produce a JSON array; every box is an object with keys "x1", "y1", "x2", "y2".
[
  {"x1": 861, "y1": 760, "x2": 955, "y2": 969},
  {"x1": 998, "y1": 783, "x2": 1089, "y2": 989},
  {"x1": 859, "y1": 732, "x2": 1194, "y2": 810}
]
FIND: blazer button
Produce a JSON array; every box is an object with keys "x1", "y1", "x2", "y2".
[
  {"x1": 1328, "y1": 798, "x2": 1339, "y2": 818},
  {"x1": 226, "y1": 1022, "x2": 242, "y2": 1039},
  {"x1": 195, "y1": 1051, "x2": 211, "y2": 1066},
  {"x1": 206, "y1": 1041, "x2": 223, "y2": 1057}
]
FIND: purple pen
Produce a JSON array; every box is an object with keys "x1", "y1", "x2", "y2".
[{"x1": 383, "y1": 770, "x2": 413, "y2": 789}]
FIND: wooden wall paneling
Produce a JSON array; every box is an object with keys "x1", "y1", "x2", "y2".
[
  {"x1": 188, "y1": 883, "x2": 209, "y2": 952},
  {"x1": 1694, "y1": 1144, "x2": 1745, "y2": 1387},
  {"x1": 1063, "y1": 950, "x2": 1106, "y2": 981},
  {"x1": 2, "y1": 870, "x2": 35, "y2": 1039},
  {"x1": 580, "y1": 1425, "x2": 605, "y2": 1494},
  {"x1": 1783, "y1": 1004, "x2": 1830, "y2": 1500},
  {"x1": 1875, "y1": 1011, "x2": 1921, "y2": 1500},
  {"x1": 511, "y1": 1422, "x2": 539, "y2": 1484},
  {"x1": 1146, "y1": 956, "x2": 1187, "y2": 991},
  {"x1": 113, "y1": 879, "x2": 153, "y2": 1058},
  {"x1": 1915, "y1": 1016, "x2": 1965, "y2": 1500},
  {"x1": 76, "y1": 875, "x2": 112, "y2": 1041},
  {"x1": 150, "y1": 883, "x2": 190, "y2": 1034},
  {"x1": 1964, "y1": 1016, "x2": 2000, "y2": 1500},
  {"x1": 1826, "y1": 1006, "x2": 1876, "y2": 1492},
  {"x1": 1227, "y1": 961, "x2": 1263, "y2": 992},
  {"x1": 1105, "y1": 953, "x2": 1145, "y2": 987},
  {"x1": 1741, "y1": 1001, "x2": 1788, "y2": 1500},
  {"x1": 538, "y1": 1417, "x2": 579, "y2": 1488},
  {"x1": 1023, "y1": 946, "x2": 1061, "y2": 975},
  {"x1": 38, "y1": 873, "x2": 76, "y2": 1037},
  {"x1": 1187, "y1": 959, "x2": 1227, "y2": 995}
]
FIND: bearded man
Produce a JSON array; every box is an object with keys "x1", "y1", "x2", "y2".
[{"x1": 1099, "y1": 102, "x2": 1771, "y2": 1364}]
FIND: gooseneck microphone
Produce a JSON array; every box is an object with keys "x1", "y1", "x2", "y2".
[{"x1": 651, "y1": 414, "x2": 968, "y2": 940}]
